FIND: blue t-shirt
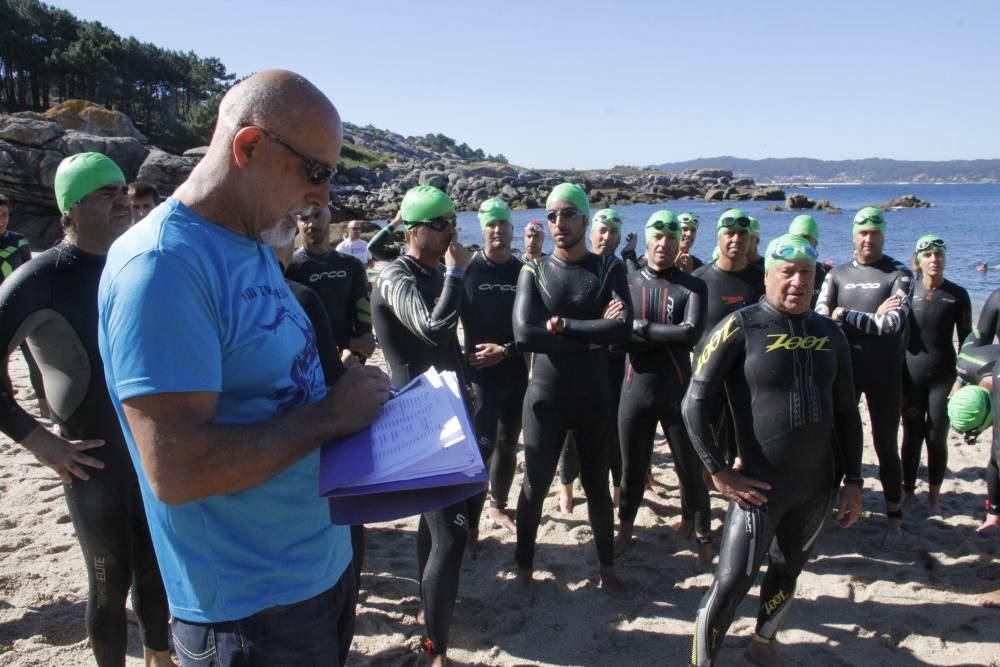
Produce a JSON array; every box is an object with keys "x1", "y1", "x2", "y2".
[{"x1": 98, "y1": 198, "x2": 350, "y2": 623}]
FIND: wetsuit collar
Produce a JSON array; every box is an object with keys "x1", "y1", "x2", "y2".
[
  {"x1": 641, "y1": 264, "x2": 677, "y2": 280},
  {"x1": 759, "y1": 297, "x2": 810, "y2": 320}
]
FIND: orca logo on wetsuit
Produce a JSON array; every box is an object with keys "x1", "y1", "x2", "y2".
[
  {"x1": 764, "y1": 334, "x2": 831, "y2": 353},
  {"x1": 477, "y1": 283, "x2": 517, "y2": 292},
  {"x1": 309, "y1": 270, "x2": 348, "y2": 282},
  {"x1": 844, "y1": 282, "x2": 879, "y2": 289},
  {"x1": 696, "y1": 315, "x2": 740, "y2": 373}
]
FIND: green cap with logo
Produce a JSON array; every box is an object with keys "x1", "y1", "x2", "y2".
[
  {"x1": 54, "y1": 152, "x2": 126, "y2": 215},
  {"x1": 764, "y1": 233, "x2": 819, "y2": 273},
  {"x1": 789, "y1": 215, "x2": 820, "y2": 244},
  {"x1": 645, "y1": 210, "x2": 681, "y2": 243},
  {"x1": 478, "y1": 197, "x2": 512, "y2": 228},
  {"x1": 401, "y1": 185, "x2": 456, "y2": 229},
  {"x1": 545, "y1": 182, "x2": 589, "y2": 218},
  {"x1": 678, "y1": 212, "x2": 699, "y2": 229},
  {"x1": 948, "y1": 385, "x2": 993, "y2": 434},
  {"x1": 852, "y1": 206, "x2": 886, "y2": 236}
]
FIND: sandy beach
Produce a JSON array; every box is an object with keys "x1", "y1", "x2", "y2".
[{"x1": 0, "y1": 347, "x2": 997, "y2": 666}]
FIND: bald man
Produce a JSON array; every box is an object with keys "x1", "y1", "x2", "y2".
[{"x1": 98, "y1": 71, "x2": 391, "y2": 666}]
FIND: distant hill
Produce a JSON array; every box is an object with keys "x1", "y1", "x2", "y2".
[{"x1": 651, "y1": 157, "x2": 1000, "y2": 184}]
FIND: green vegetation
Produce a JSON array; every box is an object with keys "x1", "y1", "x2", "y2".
[
  {"x1": 407, "y1": 132, "x2": 508, "y2": 164},
  {"x1": 0, "y1": 0, "x2": 235, "y2": 152},
  {"x1": 339, "y1": 143, "x2": 390, "y2": 172}
]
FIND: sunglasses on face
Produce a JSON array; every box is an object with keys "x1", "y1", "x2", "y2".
[
  {"x1": 244, "y1": 125, "x2": 335, "y2": 186},
  {"x1": 410, "y1": 215, "x2": 457, "y2": 232},
  {"x1": 718, "y1": 216, "x2": 751, "y2": 229},
  {"x1": 648, "y1": 220, "x2": 681, "y2": 234},
  {"x1": 770, "y1": 243, "x2": 819, "y2": 262},
  {"x1": 917, "y1": 238, "x2": 946, "y2": 253},
  {"x1": 546, "y1": 208, "x2": 580, "y2": 222}
]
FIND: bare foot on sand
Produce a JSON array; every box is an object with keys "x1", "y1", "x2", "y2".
[
  {"x1": 614, "y1": 521, "x2": 635, "y2": 557},
  {"x1": 882, "y1": 511, "x2": 905, "y2": 546},
  {"x1": 514, "y1": 568, "x2": 534, "y2": 605},
  {"x1": 977, "y1": 514, "x2": 999, "y2": 536},
  {"x1": 487, "y1": 506, "x2": 516, "y2": 532},
  {"x1": 559, "y1": 484, "x2": 574, "y2": 513},
  {"x1": 144, "y1": 648, "x2": 180, "y2": 667},
  {"x1": 695, "y1": 536, "x2": 713, "y2": 572},
  {"x1": 746, "y1": 637, "x2": 789, "y2": 667},
  {"x1": 599, "y1": 565, "x2": 628, "y2": 600}
]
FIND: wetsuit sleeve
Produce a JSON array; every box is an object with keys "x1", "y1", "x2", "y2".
[
  {"x1": 956, "y1": 287, "x2": 973, "y2": 349},
  {"x1": 350, "y1": 258, "x2": 372, "y2": 336},
  {"x1": 967, "y1": 291, "x2": 1000, "y2": 349},
  {"x1": 642, "y1": 279, "x2": 707, "y2": 347},
  {"x1": 682, "y1": 313, "x2": 746, "y2": 474},
  {"x1": 831, "y1": 328, "x2": 864, "y2": 483},
  {"x1": 0, "y1": 267, "x2": 47, "y2": 441},
  {"x1": 560, "y1": 259, "x2": 633, "y2": 345},
  {"x1": 512, "y1": 263, "x2": 589, "y2": 353},
  {"x1": 841, "y1": 268, "x2": 913, "y2": 335},
  {"x1": 295, "y1": 284, "x2": 347, "y2": 385},
  {"x1": 368, "y1": 226, "x2": 402, "y2": 261},
  {"x1": 814, "y1": 268, "x2": 837, "y2": 317},
  {"x1": 376, "y1": 262, "x2": 462, "y2": 348},
  {"x1": 620, "y1": 248, "x2": 642, "y2": 273}
]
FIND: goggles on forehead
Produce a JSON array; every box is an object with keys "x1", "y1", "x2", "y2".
[
  {"x1": 647, "y1": 220, "x2": 681, "y2": 234},
  {"x1": 718, "y1": 215, "x2": 751, "y2": 229},
  {"x1": 916, "y1": 238, "x2": 946, "y2": 253},
  {"x1": 770, "y1": 242, "x2": 819, "y2": 262}
]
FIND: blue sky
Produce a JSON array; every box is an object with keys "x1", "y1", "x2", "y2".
[{"x1": 51, "y1": 1, "x2": 1000, "y2": 169}]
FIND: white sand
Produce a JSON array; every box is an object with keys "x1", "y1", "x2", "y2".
[{"x1": 0, "y1": 348, "x2": 997, "y2": 666}]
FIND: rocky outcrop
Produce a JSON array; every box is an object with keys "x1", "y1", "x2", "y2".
[
  {"x1": 44, "y1": 100, "x2": 147, "y2": 142},
  {"x1": 876, "y1": 194, "x2": 930, "y2": 209},
  {"x1": 137, "y1": 149, "x2": 199, "y2": 196},
  {"x1": 785, "y1": 193, "x2": 840, "y2": 213}
]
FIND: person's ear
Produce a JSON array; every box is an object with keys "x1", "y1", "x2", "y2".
[{"x1": 232, "y1": 127, "x2": 263, "y2": 169}]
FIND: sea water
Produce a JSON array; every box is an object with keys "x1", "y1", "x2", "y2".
[{"x1": 453, "y1": 183, "x2": 1000, "y2": 318}]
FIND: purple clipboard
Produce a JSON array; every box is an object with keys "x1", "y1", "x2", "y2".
[{"x1": 319, "y1": 426, "x2": 487, "y2": 525}]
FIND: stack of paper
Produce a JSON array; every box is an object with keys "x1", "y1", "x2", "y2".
[{"x1": 319, "y1": 368, "x2": 488, "y2": 524}]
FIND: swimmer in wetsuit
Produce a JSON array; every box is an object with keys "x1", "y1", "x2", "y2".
[
  {"x1": 521, "y1": 220, "x2": 547, "y2": 262},
  {"x1": 787, "y1": 214, "x2": 828, "y2": 308},
  {"x1": 816, "y1": 206, "x2": 913, "y2": 542},
  {"x1": 685, "y1": 234, "x2": 864, "y2": 667},
  {"x1": 556, "y1": 207, "x2": 631, "y2": 513},
  {"x1": 512, "y1": 182, "x2": 632, "y2": 600},
  {"x1": 951, "y1": 346, "x2": 1000, "y2": 535},
  {"x1": 746, "y1": 216, "x2": 764, "y2": 271},
  {"x1": 962, "y1": 286, "x2": 1000, "y2": 350},
  {"x1": 0, "y1": 154, "x2": 173, "y2": 667},
  {"x1": 370, "y1": 186, "x2": 478, "y2": 665},
  {"x1": 613, "y1": 211, "x2": 711, "y2": 567},
  {"x1": 902, "y1": 235, "x2": 971, "y2": 515},
  {"x1": 460, "y1": 197, "x2": 527, "y2": 535},
  {"x1": 676, "y1": 212, "x2": 704, "y2": 273},
  {"x1": 691, "y1": 209, "x2": 765, "y2": 466}
]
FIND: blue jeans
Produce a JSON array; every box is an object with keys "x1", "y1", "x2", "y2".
[{"x1": 170, "y1": 564, "x2": 357, "y2": 666}]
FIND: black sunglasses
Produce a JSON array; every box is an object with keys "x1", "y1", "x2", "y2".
[
  {"x1": 719, "y1": 216, "x2": 751, "y2": 229},
  {"x1": 916, "y1": 238, "x2": 946, "y2": 253},
  {"x1": 546, "y1": 207, "x2": 581, "y2": 222},
  {"x1": 648, "y1": 220, "x2": 681, "y2": 233},
  {"x1": 245, "y1": 125, "x2": 335, "y2": 186},
  {"x1": 409, "y1": 215, "x2": 456, "y2": 232}
]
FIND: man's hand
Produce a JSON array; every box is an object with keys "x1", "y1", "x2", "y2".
[
  {"x1": 622, "y1": 232, "x2": 637, "y2": 255},
  {"x1": 349, "y1": 333, "x2": 376, "y2": 359},
  {"x1": 603, "y1": 299, "x2": 624, "y2": 320},
  {"x1": 340, "y1": 349, "x2": 362, "y2": 368},
  {"x1": 546, "y1": 316, "x2": 565, "y2": 334},
  {"x1": 445, "y1": 239, "x2": 472, "y2": 269},
  {"x1": 469, "y1": 343, "x2": 505, "y2": 369},
  {"x1": 676, "y1": 254, "x2": 693, "y2": 273},
  {"x1": 876, "y1": 296, "x2": 900, "y2": 315},
  {"x1": 325, "y1": 366, "x2": 392, "y2": 434},
  {"x1": 837, "y1": 483, "x2": 863, "y2": 528},
  {"x1": 710, "y1": 467, "x2": 771, "y2": 510},
  {"x1": 389, "y1": 211, "x2": 403, "y2": 230},
  {"x1": 20, "y1": 426, "x2": 104, "y2": 484}
]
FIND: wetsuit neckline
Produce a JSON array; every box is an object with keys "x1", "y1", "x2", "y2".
[
  {"x1": 641, "y1": 265, "x2": 678, "y2": 280},
  {"x1": 478, "y1": 249, "x2": 517, "y2": 268},
  {"x1": 547, "y1": 251, "x2": 600, "y2": 268},
  {"x1": 758, "y1": 298, "x2": 810, "y2": 321}
]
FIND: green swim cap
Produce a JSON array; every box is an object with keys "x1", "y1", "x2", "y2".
[
  {"x1": 852, "y1": 206, "x2": 886, "y2": 236},
  {"x1": 948, "y1": 385, "x2": 993, "y2": 434},
  {"x1": 592, "y1": 208, "x2": 623, "y2": 231},
  {"x1": 788, "y1": 215, "x2": 819, "y2": 244},
  {"x1": 764, "y1": 233, "x2": 819, "y2": 273},
  {"x1": 478, "y1": 197, "x2": 512, "y2": 228},
  {"x1": 915, "y1": 233, "x2": 946, "y2": 255},
  {"x1": 717, "y1": 208, "x2": 751, "y2": 238},
  {"x1": 54, "y1": 152, "x2": 126, "y2": 214},
  {"x1": 645, "y1": 210, "x2": 681, "y2": 243},
  {"x1": 748, "y1": 217, "x2": 761, "y2": 238},
  {"x1": 401, "y1": 185, "x2": 455, "y2": 229},
  {"x1": 678, "y1": 212, "x2": 699, "y2": 229},
  {"x1": 545, "y1": 182, "x2": 589, "y2": 218}
]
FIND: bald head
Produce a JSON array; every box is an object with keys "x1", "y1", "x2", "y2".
[{"x1": 214, "y1": 70, "x2": 341, "y2": 148}]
